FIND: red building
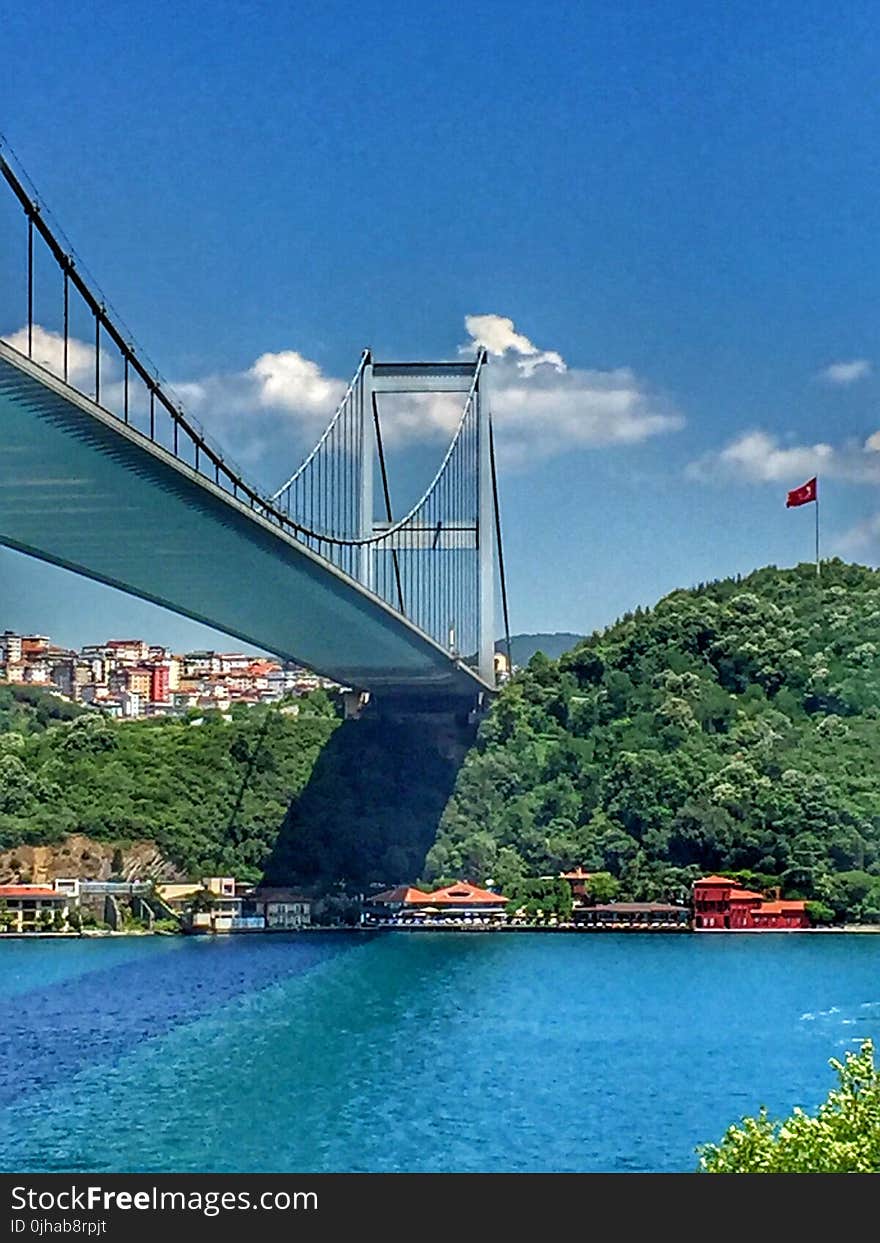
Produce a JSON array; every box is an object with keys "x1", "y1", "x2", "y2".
[
  {"x1": 693, "y1": 875, "x2": 809, "y2": 930},
  {"x1": 150, "y1": 664, "x2": 170, "y2": 703}
]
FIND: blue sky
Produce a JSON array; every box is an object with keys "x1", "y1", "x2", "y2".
[{"x1": 2, "y1": 0, "x2": 880, "y2": 652}]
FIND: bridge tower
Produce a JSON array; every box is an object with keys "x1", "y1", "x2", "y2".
[
  {"x1": 272, "y1": 349, "x2": 501, "y2": 694},
  {"x1": 359, "y1": 354, "x2": 494, "y2": 687}
]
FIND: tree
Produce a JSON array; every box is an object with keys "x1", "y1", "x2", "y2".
[
  {"x1": 583, "y1": 872, "x2": 619, "y2": 903},
  {"x1": 699, "y1": 1041, "x2": 880, "y2": 1172}
]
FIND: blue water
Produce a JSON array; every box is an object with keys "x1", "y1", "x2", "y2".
[{"x1": 1, "y1": 932, "x2": 879, "y2": 1172}]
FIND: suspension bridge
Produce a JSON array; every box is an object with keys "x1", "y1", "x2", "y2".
[{"x1": 0, "y1": 151, "x2": 511, "y2": 715}]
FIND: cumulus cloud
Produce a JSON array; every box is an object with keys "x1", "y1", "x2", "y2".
[
  {"x1": 168, "y1": 350, "x2": 347, "y2": 463},
  {"x1": 687, "y1": 429, "x2": 880, "y2": 485},
  {"x1": 2, "y1": 324, "x2": 105, "y2": 391},
  {"x1": 458, "y1": 313, "x2": 683, "y2": 465},
  {"x1": 464, "y1": 313, "x2": 565, "y2": 375},
  {"x1": 817, "y1": 358, "x2": 872, "y2": 385}
]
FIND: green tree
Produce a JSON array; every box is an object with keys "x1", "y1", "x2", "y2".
[
  {"x1": 583, "y1": 871, "x2": 620, "y2": 903},
  {"x1": 699, "y1": 1041, "x2": 880, "y2": 1173}
]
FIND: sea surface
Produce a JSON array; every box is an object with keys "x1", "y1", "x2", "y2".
[{"x1": 1, "y1": 931, "x2": 879, "y2": 1173}]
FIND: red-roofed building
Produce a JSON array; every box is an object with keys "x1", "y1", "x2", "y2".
[
  {"x1": 366, "y1": 880, "x2": 509, "y2": 923},
  {"x1": 425, "y1": 882, "x2": 509, "y2": 911},
  {"x1": 368, "y1": 886, "x2": 434, "y2": 907},
  {"x1": 0, "y1": 881, "x2": 76, "y2": 933},
  {"x1": 693, "y1": 876, "x2": 810, "y2": 930}
]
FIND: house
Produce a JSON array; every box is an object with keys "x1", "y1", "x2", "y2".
[
  {"x1": 693, "y1": 875, "x2": 810, "y2": 930},
  {"x1": 242, "y1": 888, "x2": 311, "y2": 930},
  {"x1": 158, "y1": 876, "x2": 247, "y2": 932},
  {"x1": 0, "y1": 880, "x2": 77, "y2": 932}
]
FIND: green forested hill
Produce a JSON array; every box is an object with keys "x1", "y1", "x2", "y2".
[
  {"x1": 0, "y1": 690, "x2": 340, "y2": 881},
  {"x1": 4, "y1": 560, "x2": 880, "y2": 916},
  {"x1": 427, "y1": 560, "x2": 880, "y2": 922}
]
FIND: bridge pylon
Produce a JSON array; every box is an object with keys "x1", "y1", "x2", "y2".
[{"x1": 272, "y1": 349, "x2": 498, "y2": 692}]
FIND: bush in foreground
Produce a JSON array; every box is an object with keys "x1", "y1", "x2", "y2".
[{"x1": 699, "y1": 1040, "x2": 880, "y2": 1172}]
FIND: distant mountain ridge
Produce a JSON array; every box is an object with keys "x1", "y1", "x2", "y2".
[{"x1": 497, "y1": 632, "x2": 584, "y2": 666}]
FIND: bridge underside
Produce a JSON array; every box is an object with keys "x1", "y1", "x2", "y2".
[{"x1": 0, "y1": 344, "x2": 491, "y2": 708}]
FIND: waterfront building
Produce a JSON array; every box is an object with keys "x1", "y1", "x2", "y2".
[
  {"x1": 574, "y1": 902, "x2": 689, "y2": 929},
  {"x1": 365, "y1": 885, "x2": 433, "y2": 917},
  {"x1": 693, "y1": 875, "x2": 810, "y2": 930},
  {"x1": 243, "y1": 888, "x2": 312, "y2": 929},
  {"x1": 0, "y1": 879, "x2": 78, "y2": 932},
  {"x1": 367, "y1": 881, "x2": 509, "y2": 923}
]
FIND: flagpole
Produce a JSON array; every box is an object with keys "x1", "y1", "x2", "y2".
[{"x1": 815, "y1": 481, "x2": 820, "y2": 577}]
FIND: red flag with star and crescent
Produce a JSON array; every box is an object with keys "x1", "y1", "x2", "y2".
[{"x1": 786, "y1": 476, "x2": 817, "y2": 508}]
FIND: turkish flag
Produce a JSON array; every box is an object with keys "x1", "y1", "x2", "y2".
[{"x1": 786, "y1": 477, "x2": 817, "y2": 508}]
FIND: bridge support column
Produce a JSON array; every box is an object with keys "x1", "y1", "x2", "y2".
[
  {"x1": 358, "y1": 353, "x2": 375, "y2": 591},
  {"x1": 477, "y1": 357, "x2": 495, "y2": 687}
]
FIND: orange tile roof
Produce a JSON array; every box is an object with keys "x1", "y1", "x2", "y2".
[
  {"x1": 0, "y1": 886, "x2": 61, "y2": 898},
  {"x1": 695, "y1": 875, "x2": 738, "y2": 887},
  {"x1": 370, "y1": 886, "x2": 433, "y2": 905},
  {"x1": 424, "y1": 882, "x2": 509, "y2": 906},
  {"x1": 728, "y1": 888, "x2": 766, "y2": 902},
  {"x1": 754, "y1": 900, "x2": 808, "y2": 914},
  {"x1": 560, "y1": 868, "x2": 593, "y2": 880},
  {"x1": 248, "y1": 661, "x2": 281, "y2": 676}
]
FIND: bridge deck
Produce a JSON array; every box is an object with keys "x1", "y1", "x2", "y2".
[{"x1": 0, "y1": 343, "x2": 491, "y2": 705}]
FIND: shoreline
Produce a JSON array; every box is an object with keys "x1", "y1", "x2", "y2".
[{"x1": 4, "y1": 924, "x2": 880, "y2": 940}]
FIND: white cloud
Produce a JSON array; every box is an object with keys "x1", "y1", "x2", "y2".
[
  {"x1": 835, "y1": 512, "x2": 880, "y2": 555},
  {"x1": 687, "y1": 429, "x2": 880, "y2": 485},
  {"x1": 817, "y1": 358, "x2": 872, "y2": 385},
  {"x1": 3, "y1": 315, "x2": 684, "y2": 474},
  {"x1": 464, "y1": 313, "x2": 565, "y2": 375},
  {"x1": 457, "y1": 313, "x2": 683, "y2": 465},
  {"x1": 2, "y1": 324, "x2": 105, "y2": 391},
  {"x1": 249, "y1": 351, "x2": 345, "y2": 413}
]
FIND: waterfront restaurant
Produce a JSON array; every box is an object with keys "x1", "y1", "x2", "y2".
[
  {"x1": 693, "y1": 875, "x2": 810, "y2": 930},
  {"x1": 366, "y1": 881, "x2": 509, "y2": 924},
  {"x1": 573, "y1": 901, "x2": 690, "y2": 930}
]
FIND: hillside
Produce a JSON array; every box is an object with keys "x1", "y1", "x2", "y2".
[
  {"x1": 0, "y1": 685, "x2": 460, "y2": 888},
  {"x1": 429, "y1": 560, "x2": 880, "y2": 922},
  {"x1": 0, "y1": 690, "x2": 341, "y2": 883},
  {"x1": 4, "y1": 561, "x2": 880, "y2": 919}
]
